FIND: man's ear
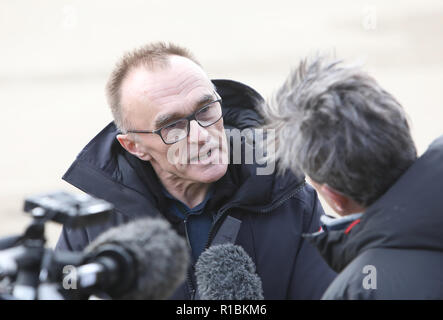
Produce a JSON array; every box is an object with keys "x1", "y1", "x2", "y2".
[
  {"x1": 319, "y1": 184, "x2": 349, "y2": 215},
  {"x1": 308, "y1": 179, "x2": 348, "y2": 215},
  {"x1": 116, "y1": 134, "x2": 152, "y2": 161}
]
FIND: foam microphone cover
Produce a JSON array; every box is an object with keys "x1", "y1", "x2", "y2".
[
  {"x1": 195, "y1": 243, "x2": 264, "y2": 300},
  {"x1": 85, "y1": 217, "x2": 190, "y2": 299}
]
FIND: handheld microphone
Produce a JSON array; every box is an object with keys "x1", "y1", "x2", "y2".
[
  {"x1": 74, "y1": 217, "x2": 190, "y2": 299},
  {"x1": 195, "y1": 243, "x2": 264, "y2": 300}
]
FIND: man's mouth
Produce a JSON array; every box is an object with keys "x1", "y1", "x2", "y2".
[{"x1": 189, "y1": 147, "x2": 214, "y2": 164}]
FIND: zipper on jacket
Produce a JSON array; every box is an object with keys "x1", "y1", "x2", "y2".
[
  {"x1": 183, "y1": 218, "x2": 192, "y2": 250},
  {"x1": 256, "y1": 181, "x2": 306, "y2": 214},
  {"x1": 183, "y1": 219, "x2": 197, "y2": 300}
]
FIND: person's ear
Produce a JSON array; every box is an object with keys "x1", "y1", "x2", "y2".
[
  {"x1": 116, "y1": 134, "x2": 152, "y2": 161},
  {"x1": 319, "y1": 184, "x2": 348, "y2": 215}
]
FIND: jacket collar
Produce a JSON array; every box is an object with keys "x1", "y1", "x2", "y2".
[{"x1": 320, "y1": 213, "x2": 363, "y2": 232}]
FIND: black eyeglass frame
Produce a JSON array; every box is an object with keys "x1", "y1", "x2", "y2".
[{"x1": 125, "y1": 91, "x2": 223, "y2": 145}]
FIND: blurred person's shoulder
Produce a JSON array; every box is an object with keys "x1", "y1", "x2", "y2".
[{"x1": 322, "y1": 247, "x2": 443, "y2": 300}]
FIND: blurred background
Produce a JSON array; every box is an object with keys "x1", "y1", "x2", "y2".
[{"x1": 1, "y1": 0, "x2": 442, "y2": 248}]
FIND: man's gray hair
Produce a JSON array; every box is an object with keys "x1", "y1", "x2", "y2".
[
  {"x1": 262, "y1": 56, "x2": 417, "y2": 207},
  {"x1": 106, "y1": 42, "x2": 200, "y2": 133}
]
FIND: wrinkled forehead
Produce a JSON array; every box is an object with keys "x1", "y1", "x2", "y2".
[{"x1": 120, "y1": 56, "x2": 215, "y2": 129}]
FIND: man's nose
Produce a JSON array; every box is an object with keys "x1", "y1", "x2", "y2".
[{"x1": 188, "y1": 120, "x2": 209, "y2": 144}]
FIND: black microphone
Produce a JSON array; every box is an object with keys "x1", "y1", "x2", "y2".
[
  {"x1": 194, "y1": 243, "x2": 264, "y2": 300},
  {"x1": 74, "y1": 217, "x2": 190, "y2": 299}
]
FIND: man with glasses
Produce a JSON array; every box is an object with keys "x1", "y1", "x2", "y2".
[
  {"x1": 262, "y1": 56, "x2": 443, "y2": 299},
  {"x1": 55, "y1": 42, "x2": 336, "y2": 299}
]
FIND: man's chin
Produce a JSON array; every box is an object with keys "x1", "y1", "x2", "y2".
[{"x1": 188, "y1": 163, "x2": 228, "y2": 184}]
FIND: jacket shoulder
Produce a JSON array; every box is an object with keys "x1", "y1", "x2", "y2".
[
  {"x1": 322, "y1": 247, "x2": 443, "y2": 299},
  {"x1": 321, "y1": 249, "x2": 378, "y2": 300}
]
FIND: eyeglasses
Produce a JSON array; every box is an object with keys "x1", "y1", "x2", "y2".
[{"x1": 126, "y1": 92, "x2": 223, "y2": 145}]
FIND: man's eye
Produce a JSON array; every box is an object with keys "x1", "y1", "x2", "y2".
[
  {"x1": 200, "y1": 107, "x2": 209, "y2": 113},
  {"x1": 164, "y1": 119, "x2": 187, "y2": 131},
  {"x1": 167, "y1": 122, "x2": 178, "y2": 128}
]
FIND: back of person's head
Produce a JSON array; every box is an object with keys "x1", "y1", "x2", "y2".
[{"x1": 263, "y1": 56, "x2": 417, "y2": 207}]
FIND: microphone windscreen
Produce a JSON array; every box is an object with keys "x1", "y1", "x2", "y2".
[
  {"x1": 85, "y1": 217, "x2": 189, "y2": 299},
  {"x1": 195, "y1": 243, "x2": 264, "y2": 300}
]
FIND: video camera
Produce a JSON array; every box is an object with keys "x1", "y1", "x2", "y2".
[{"x1": 0, "y1": 191, "x2": 114, "y2": 300}]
